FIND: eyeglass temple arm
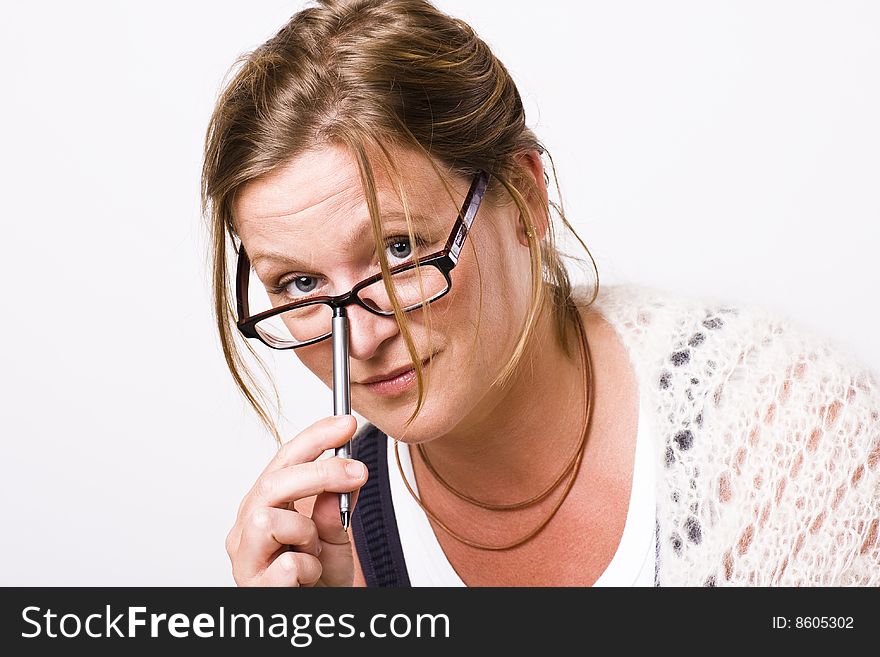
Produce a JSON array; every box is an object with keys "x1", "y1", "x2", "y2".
[
  {"x1": 235, "y1": 246, "x2": 250, "y2": 324},
  {"x1": 447, "y1": 171, "x2": 490, "y2": 266}
]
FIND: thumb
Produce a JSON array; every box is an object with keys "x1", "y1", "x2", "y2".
[{"x1": 310, "y1": 486, "x2": 364, "y2": 584}]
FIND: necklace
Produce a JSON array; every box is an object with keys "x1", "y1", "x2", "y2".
[
  {"x1": 393, "y1": 305, "x2": 595, "y2": 551},
  {"x1": 416, "y1": 343, "x2": 587, "y2": 510}
]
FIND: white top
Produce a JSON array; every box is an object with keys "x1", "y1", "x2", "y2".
[{"x1": 386, "y1": 386, "x2": 657, "y2": 586}]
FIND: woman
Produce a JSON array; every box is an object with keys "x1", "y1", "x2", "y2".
[{"x1": 202, "y1": 0, "x2": 880, "y2": 586}]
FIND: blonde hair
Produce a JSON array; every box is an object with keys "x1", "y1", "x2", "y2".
[{"x1": 201, "y1": 0, "x2": 598, "y2": 444}]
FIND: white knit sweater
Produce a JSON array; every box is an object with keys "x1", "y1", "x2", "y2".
[{"x1": 582, "y1": 282, "x2": 880, "y2": 586}]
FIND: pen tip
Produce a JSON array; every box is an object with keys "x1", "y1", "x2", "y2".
[{"x1": 341, "y1": 510, "x2": 350, "y2": 531}]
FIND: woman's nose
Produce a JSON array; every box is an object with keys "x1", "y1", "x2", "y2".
[{"x1": 344, "y1": 302, "x2": 400, "y2": 361}]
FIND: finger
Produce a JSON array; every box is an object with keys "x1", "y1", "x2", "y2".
[
  {"x1": 235, "y1": 507, "x2": 321, "y2": 581},
  {"x1": 262, "y1": 415, "x2": 357, "y2": 477},
  {"x1": 309, "y1": 487, "x2": 364, "y2": 588},
  {"x1": 311, "y1": 486, "x2": 363, "y2": 545},
  {"x1": 261, "y1": 550, "x2": 323, "y2": 587},
  {"x1": 254, "y1": 457, "x2": 368, "y2": 509}
]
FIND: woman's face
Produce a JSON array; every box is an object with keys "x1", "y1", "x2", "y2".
[{"x1": 233, "y1": 144, "x2": 534, "y2": 441}]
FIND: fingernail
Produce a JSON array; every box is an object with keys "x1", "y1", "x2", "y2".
[
  {"x1": 345, "y1": 460, "x2": 366, "y2": 479},
  {"x1": 333, "y1": 415, "x2": 352, "y2": 427}
]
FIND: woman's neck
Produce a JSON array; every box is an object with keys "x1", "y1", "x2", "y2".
[{"x1": 414, "y1": 302, "x2": 597, "y2": 505}]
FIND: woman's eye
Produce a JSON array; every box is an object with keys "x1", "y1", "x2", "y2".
[
  {"x1": 289, "y1": 276, "x2": 319, "y2": 295},
  {"x1": 270, "y1": 275, "x2": 322, "y2": 301},
  {"x1": 387, "y1": 238, "x2": 413, "y2": 261},
  {"x1": 269, "y1": 236, "x2": 427, "y2": 301}
]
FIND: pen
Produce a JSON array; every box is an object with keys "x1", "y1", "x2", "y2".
[{"x1": 331, "y1": 307, "x2": 352, "y2": 531}]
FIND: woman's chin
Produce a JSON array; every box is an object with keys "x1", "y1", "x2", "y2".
[
  {"x1": 361, "y1": 405, "x2": 448, "y2": 442},
  {"x1": 355, "y1": 371, "x2": 452, "y2": 439}
]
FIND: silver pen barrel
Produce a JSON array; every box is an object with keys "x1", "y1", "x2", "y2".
[{"x1": 332, "y1": 307, "x2": 352, "y2": 530}]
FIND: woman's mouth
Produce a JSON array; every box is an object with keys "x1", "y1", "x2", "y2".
[{"x1": 359, "y1": 356, "x2": 434, "y2": 397}]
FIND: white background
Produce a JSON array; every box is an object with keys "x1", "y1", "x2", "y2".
[{"x1": 1, "y1": 1, "x2": 877, "y2": 585}]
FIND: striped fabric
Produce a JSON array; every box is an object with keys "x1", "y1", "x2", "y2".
[{"x1": 351, "y1": 423, "x2": 411, "y2": 587}]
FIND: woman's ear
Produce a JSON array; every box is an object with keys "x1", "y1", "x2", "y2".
[{"x1": 514, "y1": 150, "x2": 550, "y2": 247}]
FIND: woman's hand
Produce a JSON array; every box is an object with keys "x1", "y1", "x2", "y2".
[{"x1": 225, "y1": 414, "x2": 367, "y2": 587}]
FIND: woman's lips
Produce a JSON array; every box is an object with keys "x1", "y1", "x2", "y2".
[{"x1": 360, "y1": 357, "x2": 433, "y2": 397}]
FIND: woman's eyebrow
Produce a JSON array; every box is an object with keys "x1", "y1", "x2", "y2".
[{"x1": 249, "y1": 211, "x2": 440, "y2": 269}]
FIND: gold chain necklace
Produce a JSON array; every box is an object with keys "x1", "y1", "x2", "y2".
[{"x1": 393, "y1": 306, "x2": 594, "y2": 551}]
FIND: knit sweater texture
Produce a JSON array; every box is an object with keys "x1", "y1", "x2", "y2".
[{"x1": 583, "y1": 282, "x2": 880, "y2": 585}]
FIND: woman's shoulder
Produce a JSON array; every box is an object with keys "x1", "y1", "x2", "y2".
[
  {"x1": 574, "y1": 280, "x2": 878, "y2": 390},
  {"x1": 577, "y1": 280, "x2": 793, "y2": 347},
  {"x1": 581, "y1": 281, "x2": 879, "y2": 442}
]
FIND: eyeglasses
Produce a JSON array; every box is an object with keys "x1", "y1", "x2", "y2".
[{"x1": 235, "y1": 171, "x2": 490, "y2": 350}]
